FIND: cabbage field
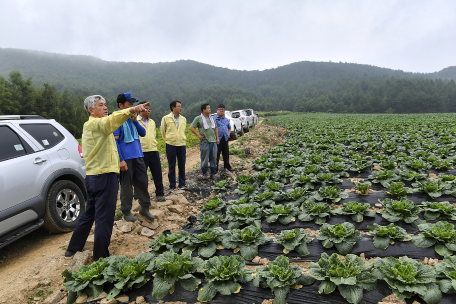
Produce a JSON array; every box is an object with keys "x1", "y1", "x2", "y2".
[{"x1": 64, "y1": 113, "x2": 456, "y2": 304}]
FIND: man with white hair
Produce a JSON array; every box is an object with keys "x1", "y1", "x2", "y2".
[{"x1": 65, "y1": 95, "x2": 149, "y2": 261}]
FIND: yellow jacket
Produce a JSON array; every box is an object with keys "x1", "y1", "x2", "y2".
[
  {"x1": 160, "y1": 112, "x2": 186, "y2": 146},
  {"x1": 138, "y1": 117, "x2": 158, "y2": 152},
  {"x1": 82, "y1": 108, "x2": 132, "y2": 175}
]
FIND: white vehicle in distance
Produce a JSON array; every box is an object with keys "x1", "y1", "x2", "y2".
[
  {"x1": 231, "y1": 110, "x2": 253, "y2": 132},
  {"x1": 243, "y1": 109, "x2": 259, "y2": 126},
  {"x1": 211, "y1": 111, "x2": 243, "y2": 140},
  {"x1": 0, "y1": 115, "x2": 87, "y2": 248}
]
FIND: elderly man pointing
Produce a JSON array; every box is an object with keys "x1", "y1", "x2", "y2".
[{"x1": 65, "y1": 95, "x2": 149, "y2": 261}]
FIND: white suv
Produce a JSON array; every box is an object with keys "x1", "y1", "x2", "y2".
[{"x1": 0, "y1": 115, "x2": 87, "y2": 248}]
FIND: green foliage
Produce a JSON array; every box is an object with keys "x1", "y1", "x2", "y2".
[
  {"x1": 230, "y1": 148, "x2": 246, "y2": 159},
  {"x1": 354, "y1": 182, "x2": 371, "y2": 195},
  {"x1": 145, "y1": 230, "x2": 190, "y2": 254},
  {"x1": 273, "y1": 229, "x2": 314, "y2": 255},
  {"x1": 149, "y1": 251, "x2": 204, "y2": 299},
  {"x1": 385, "y1": 182, "x2": 415, "y2": 198},
  {"x1": 412, "y1": 179, "x2": 452, "y2": 198},
  {"x1": 224, "y1": 202, "x2": 263, "y2": 229},
  {"x1": 420, "y1": 201, "x2": 456, "y2": 220},
  {"x1": 299, "y1": 200, "x2": 333, "y2": 224},
  {"x1": 263, "y1": 202, "x2": 300, "y2": 225},
  {"x1": 316, "y1": 222, "x2": 362, "y2": 254},
  {"x1": 412, "y1": 221, "x2": 456, "y2": 256},
  {"x1": 309, "y1": 253, "x2": 377, "y2": 304},
  {"x1": 235, "y1": 174, "x2": 256, "y2": 185},
  {"x1": 253, "y1": 256, "x2": 315, "y2": 304},
  {"x1": 211, "y1": 179, "x2": 232, "y2": 192},
  {"x1": 234, "y1": 182, "x2": 258, "y2": 198},
  {"x1": 221, "y1": 225, "x2": 271, "y2": 260},
  {"x1": 377, "y1": 198, "x2": 423, "y2": 226},
  {"x1": 251, "y1": 190, "x2": 283, "y2": 207},
  {"x1": 435, "y1": 256, "x2": 456, "y2": 294},
  {"x1": 314, "y1": 185, "x2": 349, "y2": 203},
  {"x1": 197, "y1": 255, "x2": 253, "y2": 302},
  {"x1": 332, "y1": 201, "x2": 376, "y2": 222},
  {"x1": 285, "y1": 187, "x2": 311, "y2": 205},
  {"x1": 373, "y1": 256, "x2": 442, "y2": 304},
  {"x1": 200, "y1": 195, "x2": 226, "y2": 216},
  {"x1": 367, "y1": 223, "x2": 411, "y2": 250},
  {"x1": 195, "y1": 211, "x2": 223, "y2": 230},
  {"x1": 184, "y1": 227, "x2": 224, "y2": 258}
]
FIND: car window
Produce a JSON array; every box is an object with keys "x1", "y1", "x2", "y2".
[
  {"x1": 20, "y1": 123, "x2": 64, "y2": 149},
  {"x1": 0, "y1": 126, "x2": 28, "y2": 162},
  {"x1": 245, "y1": 110, "x2": 252, "y2": 115},
  {"x1": 231, "y1": 112, "x2": 240, "y2": 118}
]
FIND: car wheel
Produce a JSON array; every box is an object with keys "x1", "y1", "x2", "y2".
[
  {"x1": 43, "y1": 180, "x2": 86, "y2": 233},
  {"x1": 231, "y1": 127, "x2": 238, "y2": 140},
  {"x1": 239, "y1": 125, "x2": 244, "y2": 136},
  {"x1": 244, "y1": 123, "x2": 250, "y2": 133}
]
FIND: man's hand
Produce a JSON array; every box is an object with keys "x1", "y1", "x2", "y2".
[
  {"x1": 132, "y1": 112, "x2": 138, "y2": 122},
  {"x1": 198, "y1": 134, "x2": 205, "y2": 141},
  {"x1": 120, "y1": 160, "x2": 128, "y2": 172},
  {"x1": 130, "y1": 102, "x2": 150, "y2": 114},
  {"x1": 217, "y1": 139, "x2": 220, "y2": 144}
]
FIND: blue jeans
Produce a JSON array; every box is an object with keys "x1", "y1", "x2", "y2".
[
  {"x1": 67, "y1": 173, "x2": 118, "y2": 261},
  {"x1": 200, "y1": 141, "x2": 218, "y2": 174}
]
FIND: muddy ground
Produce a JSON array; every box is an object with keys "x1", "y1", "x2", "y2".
[{"x1": 0, "y1": 119, "x2": 286, "y2": 304}]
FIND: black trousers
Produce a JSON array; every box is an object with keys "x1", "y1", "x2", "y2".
[
  {"x1": 143, "y1": 151, "x2": 164, "y2": 196},
  {"x1": 217, "y1": 136, "x2": 232, "y2": 170},
  {"x1": 166, "y1": 144, "x2": 186, "y2": 188},
  {"x1": 119, "y1": 157, "x2": 150, "y2": 213},
  {"x1": 67, "y1": 173, "x2": 118, "y2": 261}
]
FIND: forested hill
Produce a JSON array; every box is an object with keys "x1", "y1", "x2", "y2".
[{"x1": 1, "y1": 47, "x2": 456, "y2": 138}]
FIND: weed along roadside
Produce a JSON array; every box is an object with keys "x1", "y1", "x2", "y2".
[
  {"x1": 6, "y1": 113, "x2": 456, "y2": 304},
  {"x1": 0, "y1": 119, "x2": 285, "y2": 304}
]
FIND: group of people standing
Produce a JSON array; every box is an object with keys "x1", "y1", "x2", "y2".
[{"x1": 65, "y1": 93, "x2": 234, "y2": 261}]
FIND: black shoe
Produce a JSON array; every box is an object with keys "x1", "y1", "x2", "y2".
[
  {"x1": 226, "y1": 167, "x2": 235, "y2": 172},
  {"x1": 168, "y1": 188, "x2": 176, "y2": 194},
  {"x1": 178, "y1": 186, "x2": 187, "y2": 191},
  {"x1": 156, "y1": 195, "x2": 166, "y2": 202},
  {"x1": 139, "y1": 206, "x2": 155, "y2": 221},
  {"x1": 64, "y1": 250, "x2": 77, "y2": 260},
  {"x1": 123, "y1": 211, "x2": 138, "y2": 222}
]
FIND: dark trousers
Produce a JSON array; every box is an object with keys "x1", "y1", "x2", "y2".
[
  {"x1": 217, "y1": 137, "x2": 232, "y2": 170},
  {"x1": 166, "y1": 144, "x2": 186, "y2": 188},
  {"x1": 67, "y1": 173, "x2": 118, "y2": 261},
  {"x1": 143, "y1": 151, "x2": 164, "y2": 196},
  {"x1": 119, "y1": 157, "x2": 150, "y2": 213}
]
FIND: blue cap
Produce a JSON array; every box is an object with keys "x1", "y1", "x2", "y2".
[{"x1": 117, "y1": 92, "x2": 139, "y2": 105}]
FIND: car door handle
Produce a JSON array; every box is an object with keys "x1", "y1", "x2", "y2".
[{"x1": 34, "y1": 158, "x2": 47, "y2": 164}]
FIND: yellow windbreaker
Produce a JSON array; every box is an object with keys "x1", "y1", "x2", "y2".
[
  {"x1": 82, "y1": 108, "x2": 132, "y2": 175},
  {"x1": 160, "y1": 112, "x2": 186, "y2": 146},
  {"x1": 138, "y1": 117, "x2": 158, "y2": 152}
]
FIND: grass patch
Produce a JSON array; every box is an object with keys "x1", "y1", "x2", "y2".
[
  {"x1": 114, "y1": 205, "x2": 123, "y2": 221},
  {"x1": 262, "y1": 118, "x2": 277, "y2": 126},
  {"x1": 230, "y1": 148, "x2": 246, "y2": 159}
]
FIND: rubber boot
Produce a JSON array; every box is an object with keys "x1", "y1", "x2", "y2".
[
  {"x1": 123, "y1": 211, "x2": 137, "y2": 222},
  {"x1": 210, "y1": 168, "x2": 216, "y2": 180},
  {"x1": 139, "y1": 206, "x2": 155, "y2": 221}
]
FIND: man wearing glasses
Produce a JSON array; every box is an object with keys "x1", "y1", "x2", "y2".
[
  {"x1": 215, "y1": 104, "x2": 234, "y2": 173},
  {"x1": 160, "y1": 101, "x2": 187, "y2": 193}
]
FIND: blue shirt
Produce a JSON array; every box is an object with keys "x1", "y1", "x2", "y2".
[
  {"x1": 215, "y1": 115, "x2": 231, "y2": 141},
  {"x1": 173, "y1": 114, "x2": 180, "y2": 128},
  {"x1": 113, "y1": 119, "x2": 146, "y2": 162}
]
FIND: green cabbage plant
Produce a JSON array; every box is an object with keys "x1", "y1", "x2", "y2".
[
  {"x1": 314, "y1": 185, "x2": 349, "y2": 203},
  {"x1": 290, "y1": 173, "x2": 315, "y2": 189},
  {"x1": 262, "y1": 181, "x2": 285, "y2": 192},
  {"x1": 253, "y1": 256, "x2": 315, "y2": 304},
  {"x1": 103, "y1": 255, "x2": 151, "y2": 300},
  {"x1": 211, "y1": 179, "x2": 232, "y2": 192},
  {"x1": 273, "y1": 229, "x2": 313, "y2": 255},
  {"x1": 309, "y1": 253, "x2": 377, "y2": 304},
  {"x1": 327, "y1": 161, "x2": 350, "y2": 177},
  {"x1": 316, "y1": 222, "x2": 362, "y2": 254},
  {"x1": 234, "y1": 183, "x2": 258, "y2": 198},
  {"x1": 224, "y1": 202, "x2": 263, "y2": 229},
  {"x1": 263, "y1": 202, "x2": 300, "y2": 225},
  {"x1": 420, "y1": 201, "x2": 456, "y2": 220},
  {"x1": 149, "y1": 251, "x2": 204, "y2": 299},
  {"x1": 332, "y1": 201, "x2": 376, "y2": 222},
  {"x1": 385, "y1": 182, "x2": 415, "y2": 198},
  {"x1": 62, "y1": 257, "x2": 110, "y2": 304},
  {"x1": 399, "y1": 170, "x2": 427, "y2": 182},
  {"x1": 251, "y1": 190, "x2": 284, "y2": 207},
  {"x1": 312, "y1": 172, "x2": 341, "y2": 185},
  {"x1": 197, "y1": 255, "x2": 254, "y2": 302},
  {"x1": 200, "y1": 195, "x2": 226, "y2": 216},
  {"x1": 435, "y1": 255, "x2": 456, "y2": 294},
  {"x1": 220, "y1": 225, "x2": 271, "y2": 260},
  {"x1": 195, "y1": 211, "x2": 223, "y2": 230},
  {"x1": 184, "y1": 227, "x2": 224, "y2": 257},
  {"x1": 229, "y1": 197, "x2": 250, "y2": 205},
  {"x1": 285, "y1": 187, "x2": 312, "y2": 206},
  {"x1": 377, "y1": 198, "x2": 423, "y2": 226},
  {"x1": 145, "y1": 230, "x2": 190, "y2": 254},
  {"x1": 412, "y1": 179, "x2": 452, "y2": 199},
  {"x1": 373, "y1": 256, "x2": 442, "y2": 304},
  {"x1": 367, "y1": 223, "x2": 411, "y2": 250},
  {"x1": 355, "y1": 182, "x2": 371, "y2": 195},
  {"x1": 299, "y1": 200, "x2": 333, "y2": 224},
  {"x1": 236, "y1": 174, "x2": 256, "y2": 185},
  {"x1": 412, "y1": 221, "x2": 456, "y2": 256},
  {"x1": 254, "y1": 171, "x2": 273, "y2": 185},
  {"x1": 368, "y1": 170, "x2": 400, "y2": 187}
]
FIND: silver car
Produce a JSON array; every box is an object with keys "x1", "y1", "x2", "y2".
[
  {"x1": 243, "y1": 109, "x2": 259, "y2": 126},
  {"x1": 211, "y1": 111, "x2": 243, "y2": 139},
  {"x1": 231, "y1": 110, "x2": 253, "y2": 132},
  {"x1": 0, "y1": 115, "x2": 87, "y2": 248}
]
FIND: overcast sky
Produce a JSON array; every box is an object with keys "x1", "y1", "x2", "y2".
[{"x1": 1, "y1": 0, "x2": 455, "y2": 73}]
